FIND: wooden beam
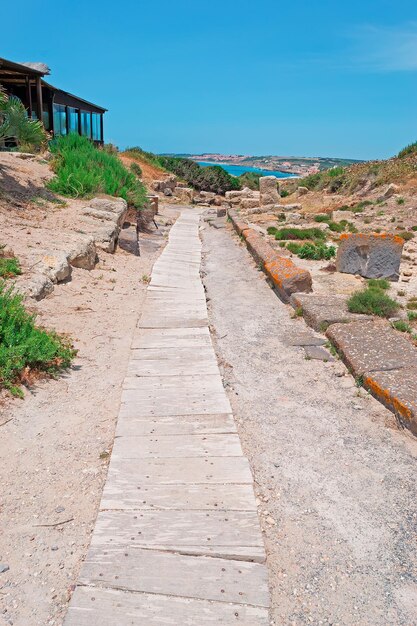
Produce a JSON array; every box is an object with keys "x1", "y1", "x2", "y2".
[
  {"x1": 36, "y1": 76, "x2": 43, "y2": 123},
  {"x1": 26, "y1": 76, "x2": 33, "y2": 117}
]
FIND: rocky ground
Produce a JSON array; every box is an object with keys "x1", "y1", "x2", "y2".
[{"x1": 202, "y1": 220, "x2": 417, "y2": 625}]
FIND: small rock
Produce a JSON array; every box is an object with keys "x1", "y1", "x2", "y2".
[
  {"x1": 265, "y1": 516, "x2": 276, "y2": 526},
  {"x1": 0, "y1": 564, "x2": 10, "y2": 573},
  {"x1": 55, "y1": 506, "x2": 65, "y2": 513}
]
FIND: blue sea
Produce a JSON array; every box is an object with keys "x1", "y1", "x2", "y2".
[{"x1": 196, "y1": 161, "x2": 295, "y2": 178}]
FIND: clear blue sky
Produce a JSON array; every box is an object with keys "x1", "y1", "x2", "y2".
[{"x1": 3, "y1": 0, "x2": 417, "y2": 159}]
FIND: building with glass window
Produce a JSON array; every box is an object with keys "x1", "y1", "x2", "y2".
[{"x1": 0, "y1": 57, "x2": 106, "y2": 143}]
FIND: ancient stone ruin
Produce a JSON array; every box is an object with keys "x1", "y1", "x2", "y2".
[{"x1": 336, "y1": 233, "x2": 404, "y2": 280}]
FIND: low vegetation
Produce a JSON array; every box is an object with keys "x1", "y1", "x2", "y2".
[
  {"x1": 48, "y1": 135, "x2": 147, "y2": 208},
  {"x1": 0, "y1": 257, "x2": 21, "y2": 278},
  {"x1": 347, "y1": 280, "x2": 399, "y2": 318},
  {"x1": 286, "y1": 241, "x2": 336, "y2": 260},
  {"x1": 125, "y1": 147, "x2": 240, "y2": 194},
  {"x1": 0, "y1": 281, "x2": 76, "y2": 396},
  {"x1": 294, "y1": 140, "x2": 417, "y2": 195},
  {"x1": 0, "y1": 85, "x2": 47, "y2": 152},
  {"x1": 267, "y1": 226, "x2": 326, "y2": 241}
]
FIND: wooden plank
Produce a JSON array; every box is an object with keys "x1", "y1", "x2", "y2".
[
  {"x1": 132, "y1": 327, "x2": 212, "y2": 350},
  {"x1": 111, "y1": 433, "x2": 243, "y2": 459},
  {"x1": 65, "y1": 587, "x2": 270, "y2": 626},
  {"x1": 88, "y1": 510, "x2": 264, "y2": 560},
  {"x1": 103, "y1": 456, "x2": 253, "y2": 484},
  {"x1": 126, "y1": 358, "x2": 219, "y2": 376},
  {"x1": 120, "y1": 387, "x2": 232, "y2": 415},
  {"x1": 101, "y1": 481, "x2": 257, "y2": 511},
  {"x1": 79, "y1": 547, "x2": 269, "y2": 606},
  {"x1": 115, "y1": 413, "x2": 237, "y2": 436}
]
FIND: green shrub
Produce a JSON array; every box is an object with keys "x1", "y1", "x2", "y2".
[
  {"x1": 368, "y1": 278, "x2": 390, "y2": 290},
  {"x1": 48, "y1": 134, "x2": 147, "y2": 209},
  {"x1": 398, "y1": 141, "x2": 417, "y2": 158},
  {"x1": 280, "y1": 189, "x2": 290, "y2": 198},
  {"x1": 267, "y1": 226, "x2": 277, "y2": 236},
  {"x1": 301, "y1": 172, "x2": 322, "y2": 190},
  {"x1": 328, "y1": 220, "x2": 347, "y2": 233},
  {"x1": 411, "y1": 225, "x2": 417, "y2": 231},
  {"x1": 0, "y1": 281, "x2": 76, "y2": 395},
  {"x1": 155, "y1": 155, "x2": 241, "y2": 194},
  {"x1": 348, "y1": 285, "x2": 399, "y2": 318},
  {"x1": 398, "y1": 231, "x2": 414, "y2": 241},
  {"x1": 397, "y1": 197, "x2": 405, "y2": 205},
  {"x1": 407, "y1": 311, "x2": 417, "y2": 321},
  {"x1": 273, "y1": 227, "x2": 326, "y2": 241},
  {"x1": 0, "y1": 257, "x2": 21, "y2": 278},
  {"x1": 286, "y1": 241, "x2": 336, "y2": 260},
  {"x1": 347, "y1": 222, "x2": 358, "y2": 233},
  {"x1": 407, "y1": 298, "x2": 417, "y2": 310},
  {"x1": 391, "y1": 320, "x2": 412, "y2": 333},
  {"x1": 314, "y1": 214, "x2": 331, "y2": 223},
  {"x1": 130, "y1": 162, "x2": 142, "y2": 177},
  {"x1": 238, "y1": 171, "x2": 260, "y2": 190}
]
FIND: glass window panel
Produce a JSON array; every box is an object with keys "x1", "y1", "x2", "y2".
[
  {"x1": 53, "y1": 104, "x2": 67, "y2": 136},
  {"x1": 68, "y1": 107, "x2": 79, "y2": 133},
  {"x1": 91, "y1": 113, "x2": 101, "y2": 141},
  {"x1": 80, "y1": 111, "x2": 91, "y2": 138}
]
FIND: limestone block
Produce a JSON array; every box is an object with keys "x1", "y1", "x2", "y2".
[{"x1": 259, "y1": 176, "x2": 279, "y2": 206}]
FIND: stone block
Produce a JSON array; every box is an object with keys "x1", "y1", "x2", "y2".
[
  {"x1": 259, "y1": 176, "x2": 279, "y2": 206},
  {"x1": 326, "y1": 320, "x2": 417, "y2": 436},
  {"x1": 290, "y1": 293, "x2": 372, "y2": 332},
  {"x1": 264, "y1": 257, "x2": 312, "y2": 301},
  {"x1": 336, "y1": 233, "x2": 404, "y2": 281},
  {"x1": 332, "y1": 210, "x2": 354, "y2": 221}
]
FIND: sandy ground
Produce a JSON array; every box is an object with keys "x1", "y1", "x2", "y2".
[
  {"x1": 0, "y1": 205, "x2": 179, "y2": 626},
  {"x1": 202, "y1": 220, "x2": 417, "y2": 626}
]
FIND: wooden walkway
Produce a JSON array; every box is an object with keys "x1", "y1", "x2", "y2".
[{"x1": 64, "y1": 209, "x2": 270, "y2": 625}]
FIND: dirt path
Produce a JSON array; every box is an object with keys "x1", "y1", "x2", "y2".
[
  {"x1": 201, "y1": 220, "x2": 417, "y2": 626},
  {"x1": 0, "y1": 207, "x2": 178, "y2": 626}
]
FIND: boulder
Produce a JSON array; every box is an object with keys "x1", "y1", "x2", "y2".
[
  {"x1": 68, "y1": 236, "x2": 97, "y2": 270},
  {"x1": 336, "y1": 233, "x2": 404, "y2": 281},
  {"x1": 241, "y1": 197, "x2": 261, "y2": 210},
  {"x1": 332, "y1": 210, "x2": 354, "y2": 221},
  {"x1": 297, "y1": 186, "x2": 309, "y2": 195},
  {"x1": 153, "y1": 176, "x2": 177, "y2": 192},
  {"x1": 15, "y1": 274, "x2": 54, "y2": 301},
  {"x1": 379, "y1": 183, "x2": 400, "y2": 200},
  {"x1": 163, "y1": 187, "x2": 173, "y2": 196},
  {"x1": 38, "y1": 251, "x2": 71, "y2": 283},
  {"x1": 287, "y1": 213, "x2": 303, "y2": 223},
  {"x1": 173, "y1": 187, "x2": 193, "y2": 203},
  {"x1": 259, "y1": 176, "x2": 279, "y2": 206},
  {"x1": 216, "y1": 207, "x2": 227, "y2": 217},
  {"x1": 200, "y1": 191, "x2": 216, "y2": 200},
  {"x1": 88, "y1": 197, "x2": 128, "y2": 227}
]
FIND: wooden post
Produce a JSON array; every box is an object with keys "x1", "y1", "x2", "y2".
[
  {"x1": 26, "y1": 76, "x2": 33, "y2": 118},
  {"x1": 36, "y1": 76, "x2": 43, "y2": 123}
]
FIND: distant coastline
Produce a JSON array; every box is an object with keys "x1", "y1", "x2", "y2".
[{"x1": 196, "y1": 161, "x2": 297, "y2": 179}]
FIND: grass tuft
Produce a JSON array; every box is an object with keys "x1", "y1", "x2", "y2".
[
  {"x1": 347, "y1": 283, "x2": 399, "y2": 318},
  {"x1": 0, "y1": 281, "x2": 76, "y2": 395},
  {"x1": 48, "y1": 134, "x2": 147, "y2": 209},
  {"x1": 286, "y1": 241, "x2": 336, "y2": 260},
  {"x1": 0, "y1": 257, "x2": 21, "y2": 278}
]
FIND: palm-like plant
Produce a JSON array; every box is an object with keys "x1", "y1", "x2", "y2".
[{"x1": 0, "y1": 85, "x2": 47, "y2": 150}]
